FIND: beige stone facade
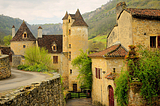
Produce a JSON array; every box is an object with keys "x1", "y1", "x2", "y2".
[
  {"x1": 89, "y1": 44, "x2": 127, "y2": 106},
  {"x1": 10, "y1": 41, "x2": 35, "y2": 56},
  {"x1": 107, "y1": 6, "x2": 160, "y2": 50},
  {"x1": 10, "y1": 9, "x2": 88, "y2": 92}
]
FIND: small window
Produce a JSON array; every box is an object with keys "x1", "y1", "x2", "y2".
[
  {"x1": 69, "y1": 44, "x2": 71, "y2": 48},
  {"x1": 95, "y1": 68, "x2": 102, "y2": 79},
  {"x1": 113, "y1": 68, "x2": 115, "y2": 73},
  {"x1": 53, "y1": 56, "x2": 58, "y2": 63},
  {"x1": 69, "y1": 29, "x2": 71, "y2": 35},
  {"x1": 150, "y1": 36, "x2": 156, "y2": 48},
  {"x1": 23, "y1": 45, "x2": 26, "y2": 48},
  {"x1": 69, "y1": 19, "x2": 70, "y2": 23},
  {"x1": 52, "y1": 41, "x2": 57, "y2": 52},
  {"x1": 23, "y1": 32, "x2": 27, "y2": 38},
  {"x1": 69, "y1": 52, "x2": 71, "y2": 60},
  {"x1": 70, "y1": 69, "x2": 72, "y2": 74}
]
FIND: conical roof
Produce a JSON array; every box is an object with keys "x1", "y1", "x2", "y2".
[
  {"x1": 62, "y1": 11, "x2": 68, "y2": 20},
  {"x1": 71, "y1": 9, "x2": 88, "y2": 27},
  {"x1": 10, "y1": 21, "x2": 36, "y2": 41}
]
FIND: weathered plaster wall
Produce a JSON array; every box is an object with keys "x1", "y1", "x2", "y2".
[
  {"x1": 118, "y1": 11, "x2": 133, "y2": 50},
  {"x1": 132, "y1": 18, "x2": 160, "y2": 48},
  {"x1": 0, "y1": 73, "x2": 64, "y2": 106},
  {"x1": 68, "y1": 26, "x2": 88, "y2": 92},
  {"x1": 10, "y1": 41, "x2": 35, "y2": 56},
  {"x1": 107, "y1": 26, "x2": 119, "y2": 47},
  {"x1": 91, "y1": 57, "x2": 125, "y2": 106},
  {"x1": 0, "y1": 55, "x2": 11, "y2": 80}
]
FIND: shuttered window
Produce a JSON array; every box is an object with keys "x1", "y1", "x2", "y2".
[
  {"x1": 95, "y1": 67, "x2": 102, "y2": 79},
  {"x1": 53, "y1": 56, "x2": 58, "y2": 63}
]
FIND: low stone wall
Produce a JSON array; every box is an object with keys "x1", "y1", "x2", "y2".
[
  {"x1": 0, "y1": 74, "x2": 65, "y2": 106},
  {"x1": 0, "y1": 55, "x2": 11, "y2": 80}
]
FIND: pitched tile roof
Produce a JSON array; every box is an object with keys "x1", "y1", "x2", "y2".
[
  {"x1": 88, "y1": 44, "x2": 128, "y2": 58},
  {"x1": 10, "y1": 21, "x2": 36, "y2": 41},
  {"x1": 125, "y1": 8, "x2": 160, "y2": 20},
  {"x1": 37, "y1": 35, "x2": 62, "y2": 53}
]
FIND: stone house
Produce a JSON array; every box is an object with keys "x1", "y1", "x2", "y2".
[
  {"x1": 107, "y1": 2, "x2": 160, "y2": 50},
  {"x1": 89, "y1": 2, "x2": 160, "y2": 106},
  {"x1": 10, "y1": 9, "x2": 88, "y2": 92},
  {"x1": 88, "y1": 43, "x2": 128, "y2": 106}
]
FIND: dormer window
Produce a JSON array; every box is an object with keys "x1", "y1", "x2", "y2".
[
  {"x1": 23, "y1": 32, "x2": 27, "y2": 38},
  {"x1": 52, "y1": 41, "x2": 57, "y2": 52}
]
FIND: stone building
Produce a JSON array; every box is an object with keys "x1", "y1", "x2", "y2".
[
  {"x1": 89, "y1": 2, "x2": 160, "y2": 106},
  {"x1": 107, "y1": 2, "x2": 160, "y2": 50},
  {"x1": 10, "y1": 9, "x2": 88, "y2": 92},
  {"x1": 88, "y1": 43, "x2": 128, "y2": 106}
]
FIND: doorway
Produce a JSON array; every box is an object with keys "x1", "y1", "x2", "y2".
[
  {"x1": 73, "y1": 84, "x2": 77, "y2": 92},
  {"x1": 109, "y1": 86, "x2": 114, "y2": 106}
]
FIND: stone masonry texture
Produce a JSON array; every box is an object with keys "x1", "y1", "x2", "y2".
[
  {"x1": 0, "y1": 55, "x2": 11, "y2": 80},
  {"x1": 0, "y1": 73, "x2": 64, "y2": 106}
]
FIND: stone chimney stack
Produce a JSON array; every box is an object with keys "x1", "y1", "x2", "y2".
[
  {"x1": 116, "y1": 2, "x2": 126, "y2": 20},
  {"x1": 12, "y1": 25, "x2": 15, "y2": 38},
  {"x1": 38, "y1": 26, "x2": 42, "y2": 38}
]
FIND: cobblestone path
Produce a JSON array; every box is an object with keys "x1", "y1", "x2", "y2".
[{"x1": 66, "y1": 98, "x2": 96, "y2": 106}]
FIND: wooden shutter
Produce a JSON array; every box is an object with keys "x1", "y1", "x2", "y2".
[
  {"x1": 98, "y1": 68, "x2": 100, "y2": 79},
  {"x1": 95, "y1": 68, "x2": 97, "y2": 78}
]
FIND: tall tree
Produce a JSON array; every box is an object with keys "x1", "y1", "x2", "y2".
[
  {"x1": 3, "y1": 35, "x2": 12, "y2": 46},
  {"x1": 72, "y1": 50, "x2": 92, "y2": 89}
]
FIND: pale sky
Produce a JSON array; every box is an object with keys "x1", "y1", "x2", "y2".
[{"x1": 0, "y1": 0, "x2": 109, "y2": 25}]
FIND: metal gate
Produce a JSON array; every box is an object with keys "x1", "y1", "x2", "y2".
[{"x1": 109, "y1": 86, "x2": 114, "y2": 106}]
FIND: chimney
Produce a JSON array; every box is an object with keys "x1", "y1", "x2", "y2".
[
  {"x1": 38, "y1": 26, "x2": 42, "y2": 38},
  {"x1": 12, "y1": 25, "x2": 15, "y2": 38},
  {"x1": 116, "y1": 2, "x2": 126, "y2": 20}
]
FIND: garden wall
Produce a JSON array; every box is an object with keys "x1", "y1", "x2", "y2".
[
  {"x1": 0, "y1": 55, "x2": 11, "y2": 80},
  {"x1": 0, "y1": 74, "x2": 65, "y2": 106}
]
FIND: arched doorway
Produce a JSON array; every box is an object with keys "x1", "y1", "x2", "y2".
[{"x1": 109, "y1": 85, "x2": 114, "y2": 106}]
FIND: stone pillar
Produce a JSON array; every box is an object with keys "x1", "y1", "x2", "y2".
[
  {"x1": 38, "y1": 26, "x2": 42, "y2": 38},
  {"x1": 12, "y1": 25, "x2": 15, "y2": 38}
]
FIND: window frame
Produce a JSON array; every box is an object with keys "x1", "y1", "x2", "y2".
[{"x1": 53, "y1": 56, "x2": 58, "y2": 64}]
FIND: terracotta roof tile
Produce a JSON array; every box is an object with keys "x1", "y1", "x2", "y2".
[
  {"x1": 10, "y1": 21, "x2": 36, "y2": 41},
  {"x1": 126, "y1": 8, "x2": 160, "y2": 19},
  {"x1": 37, "y1": 35, "x2": 62, "y2": 53},
  {"x1": 88, "y1": 44, "x2": 128, "y2": 57}
]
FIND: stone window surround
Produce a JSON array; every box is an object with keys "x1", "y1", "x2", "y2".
[{"x1": 150, "y1": 34, "x2": 160, "y2": 48}]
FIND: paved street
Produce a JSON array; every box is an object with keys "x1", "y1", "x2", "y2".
[
  {"x1": 0, "y1": 68, "x2": 49, "y2": 92},
  {"x1": 66, "y1": 98, "x2": 96, "y2": 106}
]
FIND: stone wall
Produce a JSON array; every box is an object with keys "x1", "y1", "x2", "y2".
[
  {"x1": 0, "y1": 55, "x2": 11, "y2": 80},
  {"x1": 0, "y1": 74, "x2": 65, "y2": 106}
]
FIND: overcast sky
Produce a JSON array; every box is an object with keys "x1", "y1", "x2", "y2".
[{"x1": 0, "y1": 0, "x2": 109, "y2": 25}]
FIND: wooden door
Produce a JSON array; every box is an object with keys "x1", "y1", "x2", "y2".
[
  {"x1": 73, "y1": 84, "x2": 77, "y2": 92},
  {"x1": 109, "y1": 86, "x2": 114, "y2": 106}
]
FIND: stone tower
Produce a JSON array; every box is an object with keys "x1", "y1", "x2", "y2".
[{"x1": 62, "y1": 9, "x2": 88, "y2": 92}]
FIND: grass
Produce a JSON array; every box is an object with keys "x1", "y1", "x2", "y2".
[{"x1": 88, "y1": 35, "x2": 107, "y2": 44}]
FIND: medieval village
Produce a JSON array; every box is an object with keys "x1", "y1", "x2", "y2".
[{"x1": 0, "y1": 0, "x2": 160, "y2": 106}]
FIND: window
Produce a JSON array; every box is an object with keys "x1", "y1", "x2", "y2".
[
  {"x1": 69, "y1": 19, "x2": 70, "y2": 23},
  {"x1": 69, "y1": 44, "x2": 71, "y2": 48},
  {"x1": 113, "y1": 68, "x2": 115, "y2": 73},
  {"x1": 52, "y1": 41, "x2": 57, "y2": 52},
  {"x1": 70, "y1": 69, "x2": 72, "y2": 74},
  {"x1": 69, "y1": 29, "x2": 71, "y2": 35},
  {"x1": 95, "y1": 68, "x2": 102, "y2": 79},
  {"x1": 69, "y1": 52, "x2": 71, "y2": 60},
  {"x1": 23, "y1": 32, "x2": 27, "y2": 38},
  {"x1": 53, "y1": 56, "x2": 58, "y2": 63},
  {"x1": 158, "y1": 36, "x2": 160, "y2": 48},
  {"x1": 23, "y1": 45, "x2": 26, "y2": 48},
  {"x1": 150, "y1": 36, "x2": 156, "y2": 48}
]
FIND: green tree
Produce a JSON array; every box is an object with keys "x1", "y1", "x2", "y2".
[
  {"x1": 71, "y1": 50, "x2": 92, "y2": 89},
  {"x1": 24, "y1": 46, "x2": 52, "y2": 70},
  {"x1": 3, "y1": 35, "x2": 12, "y2": 46}
]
